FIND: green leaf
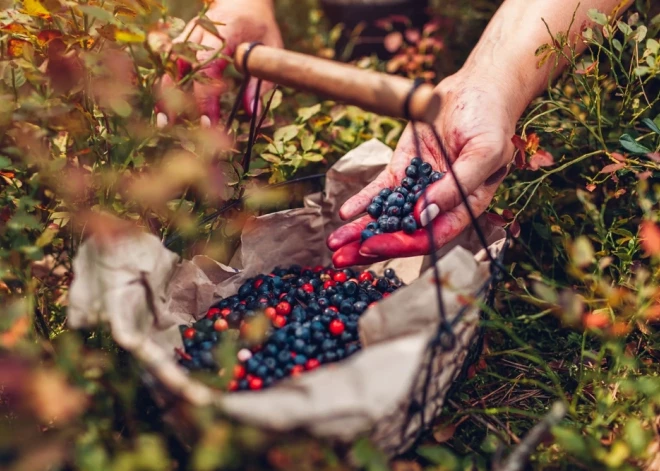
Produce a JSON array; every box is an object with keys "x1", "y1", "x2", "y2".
[
  {"x1": 416, "y1": 446, "x2": 459, "y2": 469},
  {"x1": 0, "y1": 155, "x2": 11, "y2": 169},
  {"x1": 587, "y1": 9, "x2": 608, "y2": 26},
  {"x1": 351, "y1": 438, "x2": 389, "y2": 471},
  {"x1": 263, "y1": 89, "x2": 282, "y2": 111},
  {"x1": 196, "y1": 16, "x2": 224, "y2": 40},
  {"x1": 616, "y1": 20, "x2": 632, "y2": 36},
  {"x1": 612, "y1": 38, "x2": 623, "y2": 52},
  {"x1": 259, "y1": 153, "x2": 281, "y2": 164},
  {"x1": 643, "y1": 118, "x2": 660, "y2": 135},
  {"x1": 634, "y1": 66, "x2": 650, "y2": 76},
  {"x1": 552, "y1": 426, "x2": 589, "y2": 457},
  {"x1": 297, "y1": 103, "x2": 321, "y2": 122},
  {"x1": 647, "y1": 38, "x2": 660, "y2": 54},
  {"x1": 302, "y1": 152, "x2": 323, "y2": 162},
  {"x1": 623, "y1": 418, "x2": 650, "y2": 455},
  {"x1": 619, "y1": 134, "x2": 651, "y2": 154},
  {"x1": 300, "y1": 131, "x2": 314, "y2": 151},
  {"x1": 273, "y1": 124, "x2": 300, "y2": 143},
  {"x1": 633, "y1": 25, "x2": 647, "y2": 42}
]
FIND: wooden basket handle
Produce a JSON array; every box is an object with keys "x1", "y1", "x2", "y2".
[{"x1": 234, "y1": 43, "x2": 440, "y2": 124}]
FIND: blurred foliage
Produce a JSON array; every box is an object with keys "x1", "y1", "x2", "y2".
[{"x1": 0, "y1": 0, "x2": 659, "y2": 470}]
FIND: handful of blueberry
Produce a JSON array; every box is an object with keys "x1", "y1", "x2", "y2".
[
  {"x1": 177, "y1": 264, "x2": 404, "y2": 392},
  {"x1": 362, "y1": 157, "x2": 445, "y2": 241}
]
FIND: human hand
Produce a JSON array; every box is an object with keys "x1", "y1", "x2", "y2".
[
  {"x1": 327, "y1": 70, "x2": 520, "y2": 267},
  {"x1": 156, "y1": 0, "x2": 282, "y2": 128}
]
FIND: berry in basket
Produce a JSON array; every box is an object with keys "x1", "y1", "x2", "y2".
[{"x1": 177, "y1": 265, "x2": 404, "y2": 391}]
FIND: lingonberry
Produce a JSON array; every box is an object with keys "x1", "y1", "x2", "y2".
[
  {"x1": 276, "y1": 301, "x2": 291, "y2": 316},
  {"x1": 183, "y1": 327, "x2": 196, "y2": 339},
  {"x1": 249, "y1": 377, "x2": 263, "y2": 390},
  {"x1": 329, "y1": 319, "x2": 345, "y2": 336},
  {"x1": 333, "y1": 272, "x2": 347, "y2": 283}
]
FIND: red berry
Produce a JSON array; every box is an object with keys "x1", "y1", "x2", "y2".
[
  {"x1": 328, "y1": 306, "x2": 339, "y2": 313},
  {"x1": 323, "y1": 280, "x2": 336, "y2": 289},
  {"x1": 276, "y1": 301, "x2": 291, "y2": 316},
  {"x1": 240, "y1": 300, "x2": 246, "y2": 305},
  {"x1": 175, "y1": 347, "x2": 192, "y2": 361},
  {"x1": 302, "y1": 283, "x2": 314, "y2": 293},
  {"x1": 220, "y1": 308, "x2": 232, "y2": 317},
  {"x1": 273, "y1": 315, "x2": 286, "y2": 328},
  {"x1": 368, "y1": 302, "x2": 378, "y2": 309},
  {"x1": 249, "y1": 377, "x2": 263, "y2": 390},
  {"x1": 264, "y1": 306, "x2": 277, "y2": 319},
  {"x1": 228, "y1": 380, "x2": 239, "y2": 391},
  {"x1": 253, "y1": 278, "x2": 264, "y2": 289},
  {"x1": 305, "y1": 358, "x2": 320, "y2": 370},
  {"x1": 291, "y1": 365, "x2": 304, "y2": 376},
  {"x1": 329, "y1": 319, "x2": 345, "y2": 336},
  {"x1": 358, "y1": 271, "x2": 374, "y2": 283},
  {"x1": 290, "y1": 351, "x2": 297, "y2": 358},
  {"x1": 183, "y1": 327, "x2": 196, "y2": 339},
  {"x1": 213, "y1": 318, "x2": 228, "y2": 332},
  {"x1": 382, "y1": 292, "x2": 391, "y2": 298},
  {"x1": 313, "y1": 265, "x2": 324, "y2": 273},
  {"x1": 206, "y1": 307, "x2": 221, "y2": 318},
  {"x1": 333, "y1": 272, "x2": 347, "y2": 283},
  {"x1": 234, "y1": 364, "x2": 246, "y2": 379}
]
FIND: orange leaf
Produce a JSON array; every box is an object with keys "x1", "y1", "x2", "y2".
[
  {"x1": 645, "y1": 304, "x2": 660, "y2": 322},
  {"x1": 583, "y1": 311, "x2": 610, "y2": 330},
  {"x1": 8, "y1": 38, "x2": 29, "y2": 58},
  {"x1": 433, "y1": 423, "x2": 457, "y2": 443},
  {"x1": 640, "y1": 221, "x2": 660, "y2": 256},
  {"x1": 611, "y1": 152, "x2": 626, "y2": 162},
  {"x1": 575, "y1": 61, "x2": 597, "y2": 75},
  {"x1": 586, "y1": 183, "x2": 596, "y2": 192},
  {"x1": 37, "y1": 29, "x2": 62, "y2": 46},
  {"x1": 600, "y1": 162, "x2": 626, "y2": 174},
  {"x1": 0, "y1": 316, "x2": 30, "y2": 348},
  {"x1": 528, "y1": 149, "x2": 554, "y2": 170},
  {"x1": 1, "y1": 23, "x2": 29, "y2": 34},
  {"x1": 525, "y1": 133, "x2": 540, "y2": 153}
]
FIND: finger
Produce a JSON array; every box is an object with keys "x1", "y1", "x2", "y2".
[
  {"x1": 327, "y1": 214, "x2": 373, "y2": 251},
  {"x1": 338, "y1": 170, "x2": 397, "y2": 221},
  {"x1": 192, "y1": 58, "x2": 229, "y2": 126},
  {"x1": 155, "y1": 57, "x2": 194, "y2": 127},
  {"x1": 362, "y1": 186, "x2": 495, "y2": 259},
  {"x1": 332, "y1": 241, "x2": 387, "y2": 268},
  {"x1": 414, "y1": 144, "x2": 506, "y2": 227}
]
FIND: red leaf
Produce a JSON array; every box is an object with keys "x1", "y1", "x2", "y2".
[
  {"x1": 586, "y1": 183, "x2": 596, "y2": 192},
  {"x1": 404, "y1": 28, "x2": 421, "y2": 44},
  {"x1": 528, "y1": 150, "x2": 554, "y2": 170},
  {"x1": 600, "y1": 162, "x2": 626, "y2": 174},
  {"x1": 640, "y1": 221, "x2": 660, "y2": 256},
  {"x1": 611, "y1": 152, "x2": 626, "y2": 162},
  {"x1": 37, "y1": 30, "x2": 63, "y2": 47},
  {"x1": 485, "y1": 212, "x2": 507, "y2": 227},
  {"x1": 511, "y1": 135, "x2": 527, "y2": 169},
  {"x1": 575, "y1": 61, "x2": 597, "y2": 75},
  {"x1": 647, "y1": 152, "x2": 660, "y2": 163},
  {"x1": 384, "y1": 32, "x2": 403, "y2": 53}
]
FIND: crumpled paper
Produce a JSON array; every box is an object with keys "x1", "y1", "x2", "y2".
[{"x1": 68, "y1": 138, "x2": 506, "y2": 455}]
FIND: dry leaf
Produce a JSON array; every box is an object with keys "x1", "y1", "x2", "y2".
[
  {"x1": 640, "y1": 221, "x2": 660, "y2": 256},
  {"x1": 600, "y1": 162, "x2": 626, "y2": 173},
  {"x1": 528, "y1": 150, "x2": 554, "y2": 170}
]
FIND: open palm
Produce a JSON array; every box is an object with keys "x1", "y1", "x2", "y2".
[{"x1": 327, "y1": 74, "x2": 518, "y2": 267}]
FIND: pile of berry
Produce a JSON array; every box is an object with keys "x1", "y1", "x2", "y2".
[
  {"x1": 177, "y1": 265, "x2": 404, "y2": 392},
  {"x1": 362, "y1": 157, "x2": 445, "y2": 241}
]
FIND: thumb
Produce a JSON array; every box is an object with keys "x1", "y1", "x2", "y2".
[{"x1": 243, "y1": 77, "x2": 275, "y2": 118}]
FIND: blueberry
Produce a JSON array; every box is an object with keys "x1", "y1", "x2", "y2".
[
  {"x1": 322, "y1": 339, "x2": 336, "y2": 351},
  {"x1": 294, "y1": 354, "x2": 308, "y2": 366},
  {"x1": 340, "y1": 300, "x2": 354, "y2": 314},
  {"x1": 374, "y1": 228, "x2": 384, "y2": 235},
  {"x1": 342, "y1": 281, "x2": 358, "y2": 296},
  {"x1": 411, "y1": 157, "x2": 423, "y2": 167},
  {"x1": 295, "y1": 326, "x2": 310, "y2": 340},
  {"x1": 387, "y1": 206, "x2": 401, "y2": 217},
  {"x1": 405, "y1": 165, "x2": 418, "y2": 178},
  {"x1": 277, "y1": 350, "x2": 291, "y2": 364},
  {"x1": 402, "y1": 216, "x2": 417, "y2": 234},
  {"x1": 246, "y1": 358, "x2": 259, "y2": 373},
  {"x1": 325, "y1": 351, "x2": 338, "y2": 362},
  {"x1": 272, "y1": 330, "x2": 287, "y2": 346},
  {"x1": 200, "y1": 351, "x2": 215, "y2": 367},
  {"x1": 377, "y1": 215, "x2": 389, "y2": 230},
  {"x1": 406, "y1": 193, "x2": 417, "y2": 204},
  {"x1": 183, "y1": 339, "x2": 195, "y2": 349},
  {"x1": 367, "y1": 203, "x2": 382, "y2": 218},
  {"x1": 264, "y1": 376, "x2": 275, "y2": 387},
  {"x1": 419, "y1": 162, "x2": 432, "y2": 176},
  {"x1": 353, "y1": 301, "x2": 368, "y2": 314},
  {"x1": 304, "y1": 345, "x2": 318, "y2": 357},
  {"x1": 347, "y1": 344, "x2": 360, "y2": 355},
  {"x1": 430, "y1": 171, "x2": 445, "y2": 182},
  {"x1": 394, "y1": 186, "x2": 409, "y2": 197},
  {"x1": 265, "y1": 344, "x2": 278, "y2": 356},
  {"x1": 346, "y1": 320, "x2": 359, "y2": 332},
  {"x1": 274, "y1": 368, "x2": 285, "y2": 379},
  {"x1": 317, "y1": 297, "x2": 329, "y2": 308},
  {"x1": 414, "y1": 191, "x2": 423, "y2": 202},
  {"x1": 264, "y1": 357, "x2": 277, "y2": 370},
  {"x1": 417, "y1": 176, "x2": 430, "y2": 187},
  {"x1": 331, "y1": 294, "x2": 344, "y2": 306},
  {"x1": 239, "y1": 379, "x2": 249, "y2": 389},
  {"x1": 340, "y1": 332, "x2": 353, "y2": 343},
  {"x1": 387, "y1": 192, "x2": 405, "y2": 207},
  {"x1": 367, "y1": 289, "x2": 383, "y2": 301},
  {"x1": 365, "y1": 221, "x2": 378, "y2": 232},
  {"x1": 402, "y1": 202, "x2": 413, "y2": 216},
  {"x1": 311, "y1": 321, "x2": 324, "y2": 332},
  {"x1": 201, "y1": 341, "x2": 213, "y2": 350},
  {"x1": 372, "y1": 196, "x2": 384, "y2": 206},
  {"x1": 401, "y1": 177, "x2": 415, "y2": 189},
  {"x1": 293, "y1": 338, "x2": 307, "y2": 353},
  {"x1": 386, "y1": 216, "x2": 401, "y2": 232},
  {"x1": 256, "y1": 365, "x2": 268, "y2": 377},
  {"x1": 376, "y1": 278, "x2": 390, "y2": 292},
  {"x1": 384, "y1": 269, "x2": 395, "y2": 279},
  {"x1": 238, "y1": 283, "x2": 252, "y2": 299},
  {"x1": 307, "y1": 303, "x2": 321, "y2": 315},
  {"x1": 325, "y1": 286, "x2": 337, "y2": 297},
  {"x1": 312, "y1": 331, "x2": 325, "y2": 343},
  {"x1": 336, "y1": 348, "x2": 346, "y2": 359},
  {"x1": 379, "y1": 188, "x2": 392, "y2": 199}
]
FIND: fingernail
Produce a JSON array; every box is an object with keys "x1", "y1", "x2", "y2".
[
  {"x1": 420, "y1": 204, "x2": 440, "y2": 227},
  {"x1": 156, "y1": 112, "x2": 168, "y2": 128},
  {"x1": 200, "y1": 115, "x2": 211, "y2": 128},
  {"x1": 358, "y1": 247, "x2": 379, "y2": 258}
]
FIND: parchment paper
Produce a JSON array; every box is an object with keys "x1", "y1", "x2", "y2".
[{"x1": 68, "y1": 138, "x2": 506, "y2": 455}]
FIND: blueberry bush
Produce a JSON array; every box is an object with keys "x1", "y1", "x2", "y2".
[{"x1": 1, "y1": 0, "x2": 659, "y2": 470}]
